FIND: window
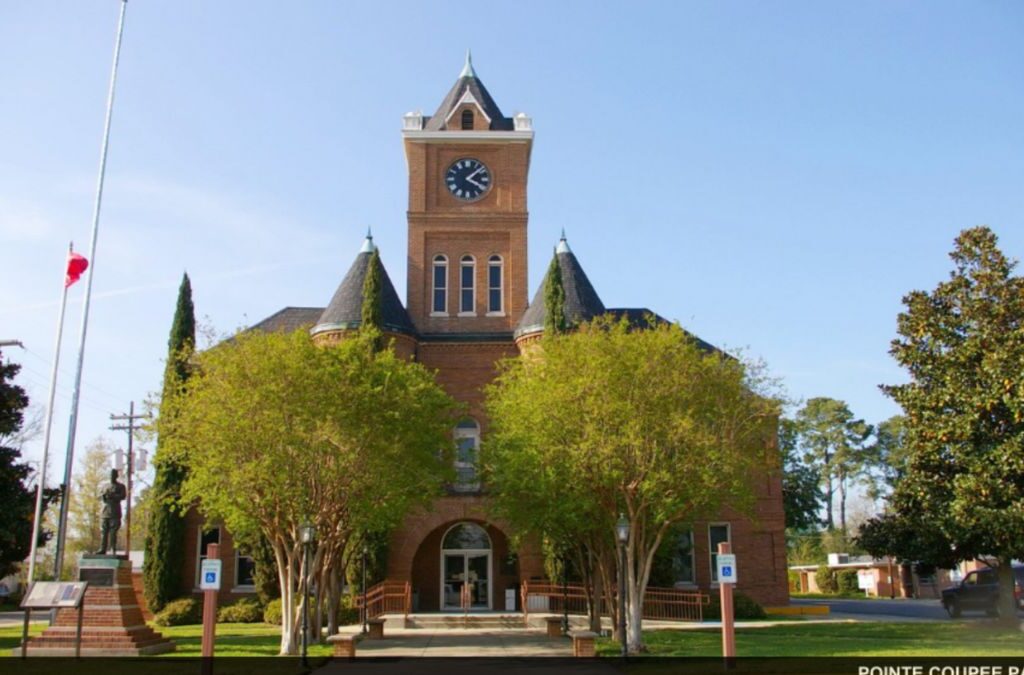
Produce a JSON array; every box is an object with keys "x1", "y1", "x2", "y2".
[
  {"x1": 460, "y1": 255, "x2": 475, "y2": 315},
  {"x1": 487, "y1": 255, "x2": 503, "y2": 314},
  {"x1": 461, "y1": 109, "x2": 474, "y2": 130},
  {"x1": 453, "y1": 418, "x2": 480, "y2": 491},
  {"x1": 195, "y1": 527, "x2": 221, "y2": 587},
  {"x1": 432, "y1": 255, "x2": 448, "y2": 314},
  {"x1": 709, "y1": 523, "x2": 731, "y2": 583},
  {"x1": 443, "y1": 523, "x2": 490, "y2": 550},
  {"x1": 671, "y1": 530, "x2": 696, "y2": 586},
  {"x1": 234, "y1": 546, "x2": 256, "y2": 588}
]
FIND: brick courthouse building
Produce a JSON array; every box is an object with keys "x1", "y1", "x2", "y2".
[{"x1": 180, "y1": 57, "x2": 790, "y2": 611}]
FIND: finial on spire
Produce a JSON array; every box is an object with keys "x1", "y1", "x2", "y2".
[
  {"x1": 460, "y1": 49, "x2": 477, "y2": 79},
  {"x1": 556, "y1": 229, "x2": 571, "y2": 254},
  {"x1": 360, "y1": 228, "x2": 376, "y2": 253}
]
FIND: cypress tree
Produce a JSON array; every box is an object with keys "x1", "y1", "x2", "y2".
[
  {"x1": 143, "y1": 273, "x2": 195, "y2": 611},
  {"x1": 544, "y1": 252, "x2": 567, "y2": 334},
  {"x1": 361, "y1": 248, "x2": 384, "y2": 349}
]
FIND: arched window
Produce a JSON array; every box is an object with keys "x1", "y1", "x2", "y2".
[
  {"x1": 461, "y1": 109, "x2": 474, "y2": 130},
  {"x1": 442, "y1": 523, "x2": 491, "y2": 550},
  {"x1": 432, "y1": 255, "x2": 448, "y2": 315},
  {"x1": 453, "y1": 418, "x2": 480, "y2": 491},
  {"x1": 460, "y1": 255, "x2": 475, "y2": 315},
  {"x1": 487, "y1": 255, "x2": 503, "y2": 314}
]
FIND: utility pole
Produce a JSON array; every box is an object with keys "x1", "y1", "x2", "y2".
[
  {"x1": 109, "y1": 402, "x2": 150, "y2": 553},
  {"x1": 0, "y1": 340, "x2": 24, "y2": 348}
]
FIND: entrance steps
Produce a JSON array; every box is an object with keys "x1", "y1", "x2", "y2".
[{"x1": 383, "y1": 612, "x2": 591, "y2": 631}]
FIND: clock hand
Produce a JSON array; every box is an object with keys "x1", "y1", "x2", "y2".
[
  {"x1": 466, "y1": 176, "x2": 484, "y2": 189},
  {"x1": 466, "y1": 166, "x2": 484, "y2": 181}
]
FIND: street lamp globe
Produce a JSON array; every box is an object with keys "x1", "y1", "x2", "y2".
[
  {"x1": 300, "y1": 523, "x2": 316, "y2": 545},
  {"x1": 616, "y1": 514, "x2": 629, "y2": 543}
]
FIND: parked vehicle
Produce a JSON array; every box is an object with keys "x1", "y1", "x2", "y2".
[{"x1": 940, "y1": 565, "x2": 1024, "y2": 618}]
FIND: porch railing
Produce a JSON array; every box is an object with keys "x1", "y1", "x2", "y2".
[
  {"x1": 354, "y1": 580, "x2": 411, "y2": 620},
  {"x1": 521, "y1": 580, "x2": 707, "y2": 623}
]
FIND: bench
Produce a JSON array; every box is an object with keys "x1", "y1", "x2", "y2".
[
  {"x1": 367, "y1": 617, "x2": 386, "y2": 640},
  {"x1": 326, "y1": 632, "x2": 363, "y2": 658},
  {"x1": 545, "y1": 616, "x2": 564, "y2": 638},
  {"x1": 570, "y1": 630, "x2": 597, "y2": 657}
]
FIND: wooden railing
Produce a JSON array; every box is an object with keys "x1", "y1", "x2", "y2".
[
  {"x1": 521, "y1": 580, "x2": 707, "y2": 623},
  {"x1": 354, "y1": 581, "x2": 411, "y2": 620}
]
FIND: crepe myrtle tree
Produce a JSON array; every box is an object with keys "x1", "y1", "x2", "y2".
[
  {"x1": 485, "y1": 317, "x2": 780, "y2": 653},
  {"x1": 159, "y1": 329, "x2": 454, "y2": 654}
]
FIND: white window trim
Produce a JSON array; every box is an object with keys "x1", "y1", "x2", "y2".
[
  {"x1": 487, "y1": 255, "x2": 503, "y2": 315},
  {"x1": 708, "y1": 522, "x2": 731, "y2": 585},
  {"x1": 453, "y1": 420, "x2": 481, "y2": 492},
  {"x1": 439, "y1": 522, "x2": 492, "y2": 611},
  {"x1": 432, "y1": 255, "x2": 448, "y2": 316},
  {"x1": 194, "y1": 526, "x2": 221, "y2": 590},
  {"x1": 460, "y1": 255, "x2": 476, "y2": 315}
]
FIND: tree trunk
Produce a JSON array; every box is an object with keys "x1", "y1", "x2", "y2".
[
  {"x1": 825, "y1": 471, "x2": 835, "y2": 529},
  {"x1": 274, "y1": 543, "x2": 299, "y2": 655},
  {"x1": 839, "y1": 478, "x2": 847, "y2": 534},
  {"x1": 997, "y1": 556, "x2": 1020, "y2": 628},
  {"x1": 326, "y1": 567, "x2": 340, "y2": 637},
  {"x1": 589, "y1": 559, "x2": 603, "y2": 633}
]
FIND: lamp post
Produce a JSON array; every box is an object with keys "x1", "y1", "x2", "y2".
[
  {"x1": 300, "y1": 523, "x2": 316, "y2": 668},
  {"x1": 361, "y1": 543, "x2": 369, "y2": 634},
  {"x1": 616, "y1": 513, "x2": 629, "y2": 658}
]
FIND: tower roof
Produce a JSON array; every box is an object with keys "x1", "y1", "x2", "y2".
[
  {"x1": 423, "y1": 54, "x2": 514, "y2": 131},
  {"x1": 515, "y1": 237, "x2": 606, "y2": 339},
  {"x1": 311, "y1": 236, "x2": 415, "y2": 337}
]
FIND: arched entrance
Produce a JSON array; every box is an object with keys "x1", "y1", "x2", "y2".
[{"x1": 440, "y1": 522, "x2": 491, "y2": 610}]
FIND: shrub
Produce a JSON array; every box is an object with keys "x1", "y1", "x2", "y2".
[
  {"x1": 153, "y1": 597, "x2": 202, "y2": 626},
  {"x1": 786, "y1": 570, "x2": 801, "y2": 592},
  {"x1": 263, "y1": 598, "x2": 282, "y2": 625},
  {"x1": 704, "y1": 591, "x2": 766, "y2": 621},
  {"x1": 837, "y1": 569, "x2": 860, "y2": 595},
  {"x1": 815, "y1": 564, "x2": 837, "y2": 594},
  {"x1": 217, "y1": 597, "x2": 263, "y2": 623}
]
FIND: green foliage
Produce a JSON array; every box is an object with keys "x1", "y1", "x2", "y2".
[
  {"x1": 361, "y1": 247, "x2": 384, "y2": 343},
  {"x1": 882, "y1": 227, "x2": 1024, "y2": 621},
  {"x1": 815, "y1": 565, "x2": 837, "y2": 594},
  {"x1": 543, "y1": 253, "x2": 566, "y2": 334},
  {"x1": 247, "y1": 535, "x2": 280, "y2": 606},
  {"x1": 0, "y1": 351, "x2": 59, "y2": 578},
  {"x1": 787, "y1": 569, "x2": 801, "y2": 591},
  {"x1": 153, "y1": 597, "x2": 202, "y2": 626},
  {"x1": 837, "y1": 569, "x2": 859, "y2": 594},
  {"x1": 704, "y1": 591, "x2": 767, "y2": 620},
  {"x1": 866, "y1": 415, "x2": 909, "y2": 500},
  {"x1": 263, "y1": 598, "x2": 283, "y2": 625},
  {"x1": 217, "y1": 597, "x2": 264, "y2": 623},
  {"x1": 144, "y1": 273, "x2": 195, "y2": 613},
  {"x1": 779, "y1": 417, "x2": 823, "y2": 531},
  {"x1": 794, "y1": 398, "x2": 872, "y2": 531}
]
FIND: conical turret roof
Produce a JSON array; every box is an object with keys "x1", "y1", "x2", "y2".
[
  {"x1": 424, "y1": 52, "x2": 514, "y2": 131},
  {"x1": 311, "y1": 235, "x2": 415, "y2": 337},
  {"x1": 515, "y1": 235, "x2": 606, "y2": 339}
]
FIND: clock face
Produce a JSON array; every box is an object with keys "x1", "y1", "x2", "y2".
[{"x1": 445, "y1": 158, "x2": 491, "y2": 201}]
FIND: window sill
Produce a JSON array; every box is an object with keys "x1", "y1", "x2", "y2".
[
  {"x1": 430, "y1": 312, "x2": 449, "y2": 318},
  {"x1": 457, "y1": 312, "x2": 477, "y2": 318},
  {"x1": 485, "y1": 312, "x2": 505, "y2": 317},
  {"x1": 231, "y1": 586, "x2": 257, "y2": 594}
]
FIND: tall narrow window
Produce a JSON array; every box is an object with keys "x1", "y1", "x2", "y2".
[
  {"x1": 461, "y1": 109, "x2": 474, "y2": 130},
  {"x1": 460, "y1": 255, "x2": 475, "y2": 314},
  {"x1": 235, "y1": 546, "x2": 256, "y2": 588},
  {"x1": 432, "y1": 255, "x2": 448, "y2": 315},
  {"x1": 672, "y1": 530, "x2": 696, "y2": 586},
  {"x1": 709, "y1": 523, "x2": 731, "y2": 583},
  {"x1": 487, "y1": 255, "x2": 503, "y2": 314},
  {"x1": 195, "y1": 527, "x2": 221, "y2": 587},
  {"x1": 453, "y1": 418, "x2": 480, "y2": 491}
]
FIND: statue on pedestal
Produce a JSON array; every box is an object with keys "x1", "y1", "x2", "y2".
[{"x1": 95, "y1": 468, "x2": 127, "y2": 555}]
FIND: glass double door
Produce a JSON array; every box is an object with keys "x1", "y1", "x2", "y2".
[{"x1": 442, "y1": 552, "x2": 490, "y2": 610}]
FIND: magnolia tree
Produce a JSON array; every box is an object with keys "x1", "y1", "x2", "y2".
[
  {"x1": 160, "y1": 329, "x2": 453, "y2": 654},
  {"x1": 485, "y1": 318, "x2": 779, "y2": 653}
]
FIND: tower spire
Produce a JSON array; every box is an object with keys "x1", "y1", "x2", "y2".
[
  {"x1": 460, "y1": 49, "x2": 477, "y2": 79},
  {"x1": 556, "y1": 229, "x2": 571, "y2": 254},
  {"x1": 360, "y1": 228, "x2": 376, "y2": 253}
]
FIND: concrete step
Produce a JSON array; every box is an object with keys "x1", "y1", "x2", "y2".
[{"x1": 392, "y1": 613, "x2": 528, "y2": 630}]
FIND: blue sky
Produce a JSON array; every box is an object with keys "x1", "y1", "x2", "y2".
[{"x1": 2, "y1": 2, "x2": 1022, "y2": 501}]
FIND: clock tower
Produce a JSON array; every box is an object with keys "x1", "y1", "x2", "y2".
[{"x1": 402, "y1": 53, "x2": 533, "y2": 335}]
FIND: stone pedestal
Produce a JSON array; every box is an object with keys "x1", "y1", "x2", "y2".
[{"x1": 18, "y1": 556, "x2": 175, "y2": 656}]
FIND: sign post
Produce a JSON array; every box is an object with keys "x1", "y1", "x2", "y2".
[
  {"x1": 857, "y1": 569, "x2": 874, "y2": 597},
  {"x1": 716, "y1": 543, "x2": 737, "y2": 660},
  {"x1": 19, "y1": 580, "x2": 89, "y2": 658},
  {"x1": 200, "y1": 543, "x2": 222, "y2": 672}
]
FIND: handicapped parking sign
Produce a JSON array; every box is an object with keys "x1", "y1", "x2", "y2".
[
  {"x1": 200, "y1": 559, "x2": 222, "y2": 590},
  {"x1": 716, "y1": 554, "x2": 737, "y2": 584}
]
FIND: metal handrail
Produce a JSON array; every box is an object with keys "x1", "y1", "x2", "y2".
[
  {"x1": 354, "y1": 580, "x2": 411, "y2": 620},
  {"x1": 521, "y1": 580, "x2": 707, "y2": 623}
]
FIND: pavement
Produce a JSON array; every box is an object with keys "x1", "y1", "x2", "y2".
[{"x1": 791, "y1": 596, "x2": 1024, "y2": 622}]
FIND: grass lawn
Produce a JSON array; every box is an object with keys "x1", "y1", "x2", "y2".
[{"x1": 596, "y1": 621, "x2": 1024, "y2": 657}]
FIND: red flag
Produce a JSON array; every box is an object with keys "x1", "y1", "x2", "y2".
[{"x1": 65, "y1": 252, "x2": 89, "y2": 288}]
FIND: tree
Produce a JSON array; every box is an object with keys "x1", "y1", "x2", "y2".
[
  {"x1": 144, "y1": 272, "x2": 195, "y2": 612},
  {"x1": 0, "y1": 351, "x2": 59, "y2": 578},
  {"x1": 863, "y1": 415, "x2": 910, "y2": 501},
  {"x1": 67, "y1": 438, "x2": 115, "y2": 556},
  {"x1": 543, "y1": 252, "x2": 566, "y2": 334},
  {"x1": 361, "y1": 248, "x2": 383, "y2": 333},
  {"x1": 779, "y1": 417, "x2": 823, "y2": 531},
  {"x1": 794, "y1": 398, "x2": 872, "y2": 532},
  {"x1": 160, "y1": 329, "x2": 453, "y2": 654},
  {"x1": 881, "y1": 226, "x2": 1024, "y2": 625},
  {"x1": 485, "y1": 318, "x2": 779, "y2": 653}
]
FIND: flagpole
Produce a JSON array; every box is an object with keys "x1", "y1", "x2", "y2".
[
  {"x1": 53, "y1": 0, "x2": 129, "y2": 581},
  {"x1": 26, "y1": 244, "x2": 75, "y2": 583}
]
